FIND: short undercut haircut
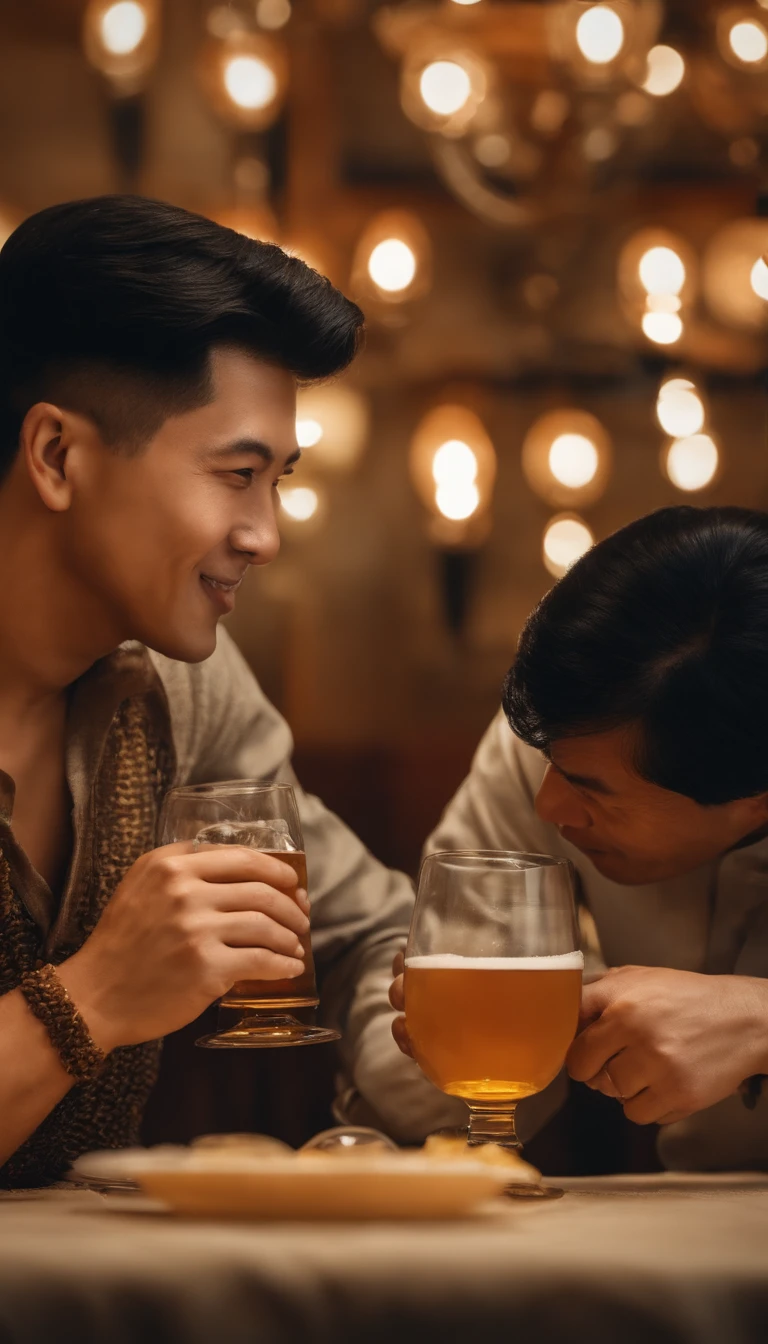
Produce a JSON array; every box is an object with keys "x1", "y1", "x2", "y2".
[
  {"x1": 503, "y1": 506, "x2": 768, "y2": 806},
  {"x1": 0, "y1": 195, "x2": 365, "y2": 479}
]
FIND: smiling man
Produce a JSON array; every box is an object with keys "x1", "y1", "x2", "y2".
[
  {"x1": 0, "y1": 195, "x2": 455, "y2": 1187},
  {"x1": 392, "y1": 507, "x2": 768, "y2": 1169}
]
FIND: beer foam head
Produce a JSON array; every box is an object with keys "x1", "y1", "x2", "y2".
[{"x1": 405, "y1": 952, "x2": 584, "y2": 971}]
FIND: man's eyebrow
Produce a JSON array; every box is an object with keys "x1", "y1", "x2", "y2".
[
  {"x1": 554, "y1": 765, "x2": 617, "y2": 797},
  {"x1": 207, "y1": 438, "x2": 302, "y2": 468}
]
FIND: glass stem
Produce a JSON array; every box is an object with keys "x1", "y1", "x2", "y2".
[{"x1": 466, "y1": 1102, "x2": 521, "y2": 1150}]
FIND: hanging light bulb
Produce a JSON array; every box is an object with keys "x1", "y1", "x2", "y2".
[
  {"x1": 401, "y1": 49, "x2": 488, "y2": 135},
  {"x1": 352, "y1": 210, "x2": 432, "y2": 308},
  {"x1": 410, "y1": 404, "x2": 496, "y2": 545},
  {"x1": 728, "y1": 19, "x2": 768, "y2": 65},
  {"x1": 83, "y1": 0, "x2": 159, "y2": 86},
  {"x1": 199, "y1": 31, "x2": 288, "y2": 130},
  {"x1": 575, "y1": 6, "x2": 625, "y2": 64},
  {"x1": 641, "y1": 45, "x2": 685, "y2": 96},
  {"x1": 542, "y1": 515, "x2": 595, "y2": 578},
  {"x1": 522, "y1": 409, "x2": 612, "y2": 507},
  {"x1": 664, "y1": 435, "x2": 719, "y2": 492},
  {"x1": 619, "y1": 228, "x2": 695, "y2": 350},
  {"x1": 656, "y1": 378, "x2": 706, "y2": 438},
  {"x1": 639, "y1": 246, "x2": 686, "y2": 297}
]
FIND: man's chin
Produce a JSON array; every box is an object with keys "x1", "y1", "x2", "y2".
[{"x1": 142, "y1": 625, "x2": 218, "y2": 664}]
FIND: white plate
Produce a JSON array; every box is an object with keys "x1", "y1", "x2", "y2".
[{"x1": 71, "y1": 1149, "x2": 518, "y2": 1221}]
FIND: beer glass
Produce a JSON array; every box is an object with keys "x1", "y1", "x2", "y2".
[
  {"x1": 405, "y1": 850, "x2": 582, "y2": 1153},
  {"x1": 159, "y1": 780, "x2": 340, "y2": 1049}
]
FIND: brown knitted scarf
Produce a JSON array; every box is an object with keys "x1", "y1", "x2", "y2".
[{"x1": 0, "y1": 693, "x2": 175, "y2": 1188}]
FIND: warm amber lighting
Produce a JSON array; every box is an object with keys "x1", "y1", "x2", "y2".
[
  {"x1": 420, "y1": 61, "x2": 473, "y2": 116},
  {"x1": 543, "y1": 515, "x2": 595, "y2": 578},
  {"x1": 751, "y1": 258, "x2": 768, "y2": 301},
  {"x1": 410, "y1": 404, "x2": 496, "y2": 545},
  {"x1": 728, "y1": 19, "x2": 768, "y2": 64},
  {"x1": 522, "y1": 409, "x2": 611, "y2": 508},
  {"x1": 280, "y1": 486, "x2": 319, "y2": 521},
  {"x1": 642, "y1": 45, "x2": 685, "y2": 96},
  {"x1": 548, "y1": 434, "x2": 599, "y2": 489},
  {"x1": 642, "y1": 311, "x2": 683, "y2": 344},
  {"x1": 575, "y1": 6, "x2": 625, "y2": 64},
  {"x1": 368, "y1": 239, "x2": 417, "y2": 294},
  {"x1": 639, "y1": 246, "x2": 686, "y2": 296},
  {"x1": 199, "y1": 31, "x2": 287, "y2": 130},
  {"x1": 664, "y1": 435, "x2": 719, "y2": 492},
  {"x1": 256, "y1": 0, "x2": 291, "y2": 29},
  {"x1": 656, "y1": 379, "x2": 705, "y2": 438},
  {"x1": 353, "y1": 210, "x2": 431, "y2": 307},
  {"x1": 100, "y1": 1, "x2": 147, "y2": 54},
  {"x1": 294, "y1": 385, "x2": 370, "y2": 472}
]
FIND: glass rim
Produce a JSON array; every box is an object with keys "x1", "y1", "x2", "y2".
[
  {"x1": 422, "y1": 849, "x2": 570, "y2": 871},
  {"x1": 163, "y1": 779, "x2": 296, "y2": 800}
]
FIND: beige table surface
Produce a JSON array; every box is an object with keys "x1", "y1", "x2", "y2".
[{"x1": 0, "y1": 1174, "x2": 767, "y2": 1344}]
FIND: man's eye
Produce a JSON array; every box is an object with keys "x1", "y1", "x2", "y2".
[{"x1": 232, "y1": 468, "x2": 255, "y2": 483}]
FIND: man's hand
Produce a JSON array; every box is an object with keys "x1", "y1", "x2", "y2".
[
  {"x1": 567, "y1": 966, "x2": 768, "y2": 1125},
  {"x1": 57, "y1": 843, "x2": 311, "y2": 1051},
  {"x1": 389, "y1": 950, "x2": 414, "y2": 1059}
]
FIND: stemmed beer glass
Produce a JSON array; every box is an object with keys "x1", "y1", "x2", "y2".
[
  {"x1": 159, "y1": 780, "x2": 340, "y2": 1049},
  {"x1": 405, "y1": 850, "x2": 582, "y2": 1153}
]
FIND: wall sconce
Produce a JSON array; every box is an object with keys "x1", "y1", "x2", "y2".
[
  {"x1": 352, "y1": 210, "x2": 432, "y2": 315},
  {"x1": 618, "y1": 226, "x2": 696, "y2": 348},
  {"x1": 655, "y1": 376, "x2": 706, "y2": 438},
  {"x1": 199, "y1": 29, "x2": 288, "y2": 132},
  {"x1": 661, "y1": 434, "x2": 721, "y2": 492},
  {"x1": 410, "y1": 404, "x2": 496, "y2": 635},
  {"x1": 83, "y1": 0, "x2": 160, "y2": 90},
  {"x1": 522, "y1": 408, "x2": 612, "y2": 509}
]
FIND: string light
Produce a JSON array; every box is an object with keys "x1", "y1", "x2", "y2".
[
  {"x1": 664, "y1": 435, "x2": 719, "y2": 492},
  {"x1": 432, "y1": 440, "x2": 481, "y2": 521},
  {"x1": 542, "y1": 515, "x2": 595, "y2": 578},
  {"x1": 280, "y1": 486, "x2": 320, "y2": 522},
  {"x1": 642, "y1": 45, "x2": 685, "y2": 96},
  {"x1": 575, "y1": 6, "x2": 625, "y2": 65},
  {"x1": 728, "y1": 19, "x2": 768, "y2": 65},
  {"x1": 656, "y1": 378, "x2": 705, "y2": 438}
]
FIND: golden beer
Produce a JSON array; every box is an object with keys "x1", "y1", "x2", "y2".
[
  {"x1": 404, "y1": 953, "x2": 583, "y2": 1102},
  {"x1": 220, "y1": 850, "x2": 319, "y2": 1011}
]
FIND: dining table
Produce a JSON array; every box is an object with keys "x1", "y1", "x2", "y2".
[{"x1": 0, "y1": 1172, "x2": 766, "y2": 1344}]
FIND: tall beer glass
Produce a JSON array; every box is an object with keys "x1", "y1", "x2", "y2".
[
  {"x1": 405, "y1": 851, "x2": 582, "y2": 1152},
  {"x1": 159, "y1": 781, "x2": 340, "y2": 1049}
]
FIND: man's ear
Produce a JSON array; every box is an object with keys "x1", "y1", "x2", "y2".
[{"x1": 21, "y1": 402, "x2": 81, "y2": 512}]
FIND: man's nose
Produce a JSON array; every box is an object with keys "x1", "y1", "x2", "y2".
[
  {"x1": 230, "y1": 507, "x2": 281, "y2": 567},
  {"x1": 535, "y1": 765, "x2": 592, "y2": 830}
]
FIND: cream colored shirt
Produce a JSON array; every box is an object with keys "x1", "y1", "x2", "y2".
[{"x1": 427, "y1": 710, "x2": 768, "y2": 1170}]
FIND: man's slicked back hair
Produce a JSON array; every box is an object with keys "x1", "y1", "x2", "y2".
[
  {"x1": 0, "y1": 194, "x2": 364, "y2": 477},
  {"x1": 503, "y1": 506, "x2": 768, "y2": 806}
]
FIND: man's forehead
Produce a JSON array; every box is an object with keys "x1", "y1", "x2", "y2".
[{"x1": 548, "y1": 726, "x2": 641, "y2": 793}]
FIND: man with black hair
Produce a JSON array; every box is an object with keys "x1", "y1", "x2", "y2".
[
  {"x1": 0, "y1": 195, "x2": 455, "y2": 1187},
  {"x1": 392, "y1": 507, "x2": 768, "y2": 1170}
]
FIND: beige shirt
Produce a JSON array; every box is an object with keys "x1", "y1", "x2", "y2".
[
  {"x1": 1, "y1": 629, "x2": 461, "y2": 1148},
  {"x1": 427, "y1": 710, "x2": 768, "y2": 1170}
]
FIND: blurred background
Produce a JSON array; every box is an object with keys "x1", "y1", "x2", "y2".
[{"x1": 4, "y1": 0, "x2": 768, "y2": 1168}]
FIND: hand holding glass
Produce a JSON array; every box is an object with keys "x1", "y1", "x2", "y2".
[
  {"x1": 405, "y1": 851, "x2": 582, "y2": 1151},
  {"x1": 159, "y1": 781, "x2": 340, "y2": 1049}
]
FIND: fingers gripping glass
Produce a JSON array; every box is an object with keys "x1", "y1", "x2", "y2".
[
  {"x1": 159, "y1": 781, "x2": 340, "y2": 1049},
  {"x1": 404, "y1": 851, "x2": 582, "y2": 1185}
]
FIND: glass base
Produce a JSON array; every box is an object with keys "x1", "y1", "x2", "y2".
[
  {"x1": 195, "y1": 1013, "x2": 341, "y2": 1050},
  {"x1": 431, "y1": 1124, "x2": 564, "y2": 1200}
]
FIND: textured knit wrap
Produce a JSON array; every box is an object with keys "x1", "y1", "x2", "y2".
[{"x1": 0, "y1": 691, "x2": 174, "y2": 1188}]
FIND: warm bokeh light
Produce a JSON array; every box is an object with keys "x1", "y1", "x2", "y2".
[
  {"x1": 575, "y1": 6, "x2": 625, "y2": 65},
  {"x1": 642, "y1": 311, "x2": 683, "y2": 344},
  {"x1": 280, "y1": 486, "x2": 320, "y2": 521},
  {"x1": 728, "y1": 19, "x2": 768, "y2": 65},
  {"x1": 100, "y1": 0, "x2": 147, "y2": 55},
  {"x1": 750, "y1": 258, "x2": 768, "y2": 300},
  {"x1": 450, "y1": 0, "x2": 482, "y2": 5},
  {"x1": 255, "y1": 0, "x2": 291, "y2": 30},
  {"x1": 224, "y1": 53, "x2": 277, "y2": 110},
  {"x1": 410, "y1": 404, "x2": 496, "y2": 544},
  {"x1": 419, "y1": 61, "x2": 473, "y2": 117},
  {"x1": 368, "y1": 238, "x2": 417, "y2": 294},
  {"x1": 639, "y1": 246, "x2": 686, "y2": 296},
  {"x1": 656, "y1": 379, "x2": 705, "y2": 438},
  {"x1": 665, "y1": 435, "x2": 719, "y2": 492},
  {"x1": 296, "y1": 418, "x2": 323, "y2": 449},
  {"x1": 432, "y1": 439, "x2": 481, "y2": 520},
  {"x1": 543, "y1": 516, "x2": 595, "y2": 578},
  {"x1": 548, "y1": 434, "x2": 599, "y2": 489},
  {"x1": 642, "y1": 45, "x2": 685, "y2": 96}
]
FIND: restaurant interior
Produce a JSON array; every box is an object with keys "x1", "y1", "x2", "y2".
[{"x1": 2, "y1": 0, "x2": 768, "y2": 1175}]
